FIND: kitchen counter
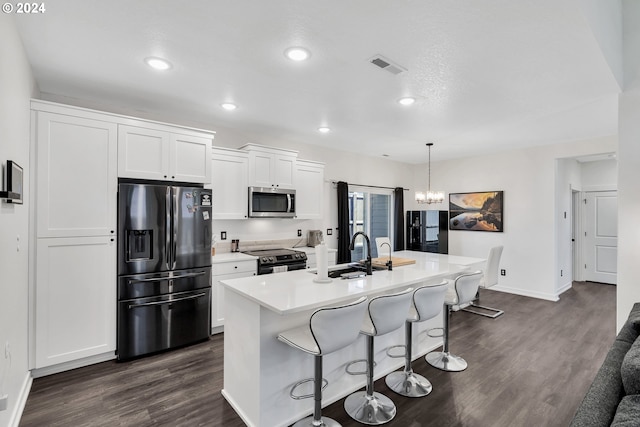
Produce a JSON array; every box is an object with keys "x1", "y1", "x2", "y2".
[
  {"x1": 211, "y1": 251, "x2": 257, "y2": 264},
  {"x1": 221, "y1": 251, "x2": 485, "y2": 427},
  {"x1": 289, "y1": 245, "x2": 338, "y2": 254},
  {"x1": 222, "y1": 263, "x2": 450, "y2": 315}
]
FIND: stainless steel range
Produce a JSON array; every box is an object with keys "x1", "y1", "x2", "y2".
[{"x1": 242, "y1": 248, "x2": 308, "y2": 275}]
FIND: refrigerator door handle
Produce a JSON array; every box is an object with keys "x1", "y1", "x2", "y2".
[
  {"x1": 172, "y1": 188, "x2": 178, "y2": 270},
  {"x1": 165, "y1": 186, "x2": 172, "y2": 271},
  {"x1": 127, "y1": 292, "x2": 207, "y2": 309},
  {"x1": 126, "y1": 271, "x2": 205, "y2": 285}
]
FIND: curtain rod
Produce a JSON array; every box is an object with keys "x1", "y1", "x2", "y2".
[{"x1": 329, "y1": 180, "x2": 409, "y2": 191}]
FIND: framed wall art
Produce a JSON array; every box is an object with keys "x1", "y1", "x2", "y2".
[{"x1": 449, "y1": 191, "x2": 503, "y2": 232}]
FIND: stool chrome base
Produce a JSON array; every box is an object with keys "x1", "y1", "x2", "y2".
[
  {"x1": 385, "y1": 370, "x2": 433, "y2": 397},
  {"x1": 344, "y1": 391, "x2": 396, "y2": 425},
  {"x1": 425, "y1": 351, "x2": 468, "y2": 372},
  {"x1": 292, "y1": 415, "x2": 341, "y2": 427}
]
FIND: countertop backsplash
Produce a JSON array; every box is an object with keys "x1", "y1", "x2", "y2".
[{"x1": 213, "y1": 238, "x2": 316, "y2": 254}]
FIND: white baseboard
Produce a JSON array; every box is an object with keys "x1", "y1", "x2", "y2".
[
  {"x1": 31, "y1": 351, "x2": 115, "y2": 378},
  {"x1": 8, "y1": 372, "x2": 32, "y2": 427},
  {"x1": 557, "y1": 281, "x2": 573, "y2": 295},
  {"x1": 491, "y1": 285, "x2": 560, "y2": 302}
]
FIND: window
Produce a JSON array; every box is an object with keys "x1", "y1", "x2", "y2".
[{"x1": 348, "y1": 188, "x2": 392, "y2": 260}]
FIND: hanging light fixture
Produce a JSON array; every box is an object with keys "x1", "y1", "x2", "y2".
[{"x1": 415, "y1": 143, "x2": 444, "y2": 204}]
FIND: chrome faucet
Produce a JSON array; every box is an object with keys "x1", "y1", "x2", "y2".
[
  {"x1": 380, "y1": 242, "x2": 393, "y2": 271},
  {"x1": 349, "y1": 231, "x2": 373, "y2": 275}
]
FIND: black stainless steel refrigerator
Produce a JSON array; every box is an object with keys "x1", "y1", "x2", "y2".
[
  {"x1": 406, "y1": 210, "x2": 448, "y2": 254},
  {"x1": 117, "y1": 182, "x2": 212, "y2": 360}
]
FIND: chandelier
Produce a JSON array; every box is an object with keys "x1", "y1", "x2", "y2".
[{"x1": 415, "y1": 143, "x2": 444, "y2": 204}]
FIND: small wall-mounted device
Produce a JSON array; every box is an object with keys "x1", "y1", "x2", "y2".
[{"x1": 1, "y1": 160, "x2": 23, "y2": 204}]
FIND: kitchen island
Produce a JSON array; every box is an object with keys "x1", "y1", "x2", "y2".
[{"x1": 220, "y1": 251, "x2": 484, "y2": 427}]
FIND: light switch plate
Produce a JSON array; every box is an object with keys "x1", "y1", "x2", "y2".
[{"x1": 326, "y1": 229, "x2": 332, "y2": 235}]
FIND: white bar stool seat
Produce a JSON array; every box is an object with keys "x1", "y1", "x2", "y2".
[
  {"x1": 385, "y1": 280, "x2": 448, "y2": 397},
  {"x1": 278, "y1": 296, "x2": 368, "y2": 427},
  {"x1": 426, "y1": 271, "x2": 483, "y2": 372},
  {"x1": 344, "y1": 287, "x2": 414, "y2": 425}
]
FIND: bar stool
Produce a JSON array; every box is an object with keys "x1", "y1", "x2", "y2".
[
  {"x1": 277, "y1": 296, "x2": 368, "y2": 427},
  {"x1": 344, "y1": 288, "x2": 414, "y2": 425},
  {"x1": 385, "y1": 280, "x2": 448, "y2": 397},
  {"x1": 426, "y1": 271, "x2": 483, "y2": 372}
]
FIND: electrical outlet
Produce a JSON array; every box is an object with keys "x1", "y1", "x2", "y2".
[
  {"x1": 500, "y1": 269, "x2": 506, "y2": 276},
  {"x1": 326, "y1": 228, "x2": 332, "y2": 236},
  {"x1": 297, "y1": 229, "x2": 302, "y2": 237},
  {"x1": 220, "y1": 231, "x2": 227, "y2": 240}
]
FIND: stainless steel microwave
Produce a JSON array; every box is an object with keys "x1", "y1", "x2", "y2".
[{"x1": 248, "y1": 187, "x2": 296, "y2": 218}]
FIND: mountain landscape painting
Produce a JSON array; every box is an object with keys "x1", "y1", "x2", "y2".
[{"x1": 449, "y1": 191, "x2": 503, "y2": 232}]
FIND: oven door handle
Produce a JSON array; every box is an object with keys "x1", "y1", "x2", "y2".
[
  {"x1": 127, "y1": 271, "x2": 206, "y2": 285},
  {"x1": 127, "y1": 292, "x2": 207, "y2": 309},
  {"x1": 286, "y1": 194, "x2": 292, "y2": 213}
]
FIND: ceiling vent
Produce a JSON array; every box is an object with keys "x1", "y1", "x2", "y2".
[{"x1": 369, "y1": 55, "x2": 407, "y2": 75}]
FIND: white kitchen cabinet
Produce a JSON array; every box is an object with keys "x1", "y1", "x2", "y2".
[
  {"x1": 241, "y1": 143, "x2": 297, "y2": 189},
  {"x1": 211, "y1": 259, "x2": 257, "y2": 331},
  {"x1": 305, "y1": 250, "x2": 337, "y2": 269},
  {"x1": 34, "y1": 236, "x2": 116, "y2": 368},
  {"x1": 210, "y1": 147, "x2": 249, "y2": 219},
  {"x1": 118, "y1": 124, "x2": 213, "y2": 184},
  {"x1": 295, "y1": 160, "x2": 325, "y2": 219},
  {"x1": 34, "y1": 109, "x2": 117, "y2": 238}
]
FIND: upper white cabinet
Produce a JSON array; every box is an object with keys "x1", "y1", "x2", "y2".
[
  {"x1": 210, "y1": 147, "x2": 249, "y2": 219},
  {"x1": 241, "y1": 144, "x2": 297, "y2": 189},
  {"x1": 34, "y1": 108, "x2": 117, "y2": 238},
  {"x1": 295, "y1": 160, "x2": 325, "y2": 219},
  {"x1": 118, "y1": 123, "x2": 213, "y2": 184}
]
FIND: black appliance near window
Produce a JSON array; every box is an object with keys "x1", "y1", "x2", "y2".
[{"x1": 406, "y1": 210, "x2": 448, "y2": 254}]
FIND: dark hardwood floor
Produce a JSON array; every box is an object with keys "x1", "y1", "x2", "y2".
[{"x1": 20, "y1": 281, "x2": 616, "y2": 427}]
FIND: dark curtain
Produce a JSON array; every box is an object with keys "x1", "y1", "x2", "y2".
[
  {"x1": 337, "y1": 181, "x2": 351, "y2": 264},
  {"x1": 393, "y1": 187, "x2": 405, "y2": 251}
]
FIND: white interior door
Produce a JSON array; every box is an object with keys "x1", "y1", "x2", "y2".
[{"x1": 584, "y1": 191, "x2": 617, "y2": 284}]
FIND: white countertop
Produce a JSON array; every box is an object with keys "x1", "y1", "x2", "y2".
[
  {"x1": 221, "y1": 250, "x2": 485, "y2": 315},
  {"x1": 211, "y1": 252, "x2": 258, "y2": 264},
  {"x1": 289, "y1": 246, "x2": 337, "y2": 254}
]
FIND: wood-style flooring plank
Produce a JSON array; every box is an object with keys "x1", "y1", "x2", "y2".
[{"x1": 20, "y1": 281, "x2": 615, "y2": 427}]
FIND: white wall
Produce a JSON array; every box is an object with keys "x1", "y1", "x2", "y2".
[
  {"x1": 411, "y1": 137, "x2": 616, "y2": 301},
  {"x1": 0, "y1": 15, "x2": 38, "y2": 427},
  {"x1": 617, "y1": 0, "x2": 640, "y2": 331},
  {"x1": 581, "y1": 158, "x2": 618, "y2": 189}
]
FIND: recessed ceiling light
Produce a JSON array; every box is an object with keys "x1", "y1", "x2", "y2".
[
  {"x1": 144, "y1": 57, "x2": 172, "y2": 71},
  {"x1": 398, "y1": 97, "x2": 416, "y2": 106},
  {"x1": 285, "y1": 47, "x2": 311, "y2": 61},
  {"x1": 318, "y1": 127, "x2": 331, "y2": 133},
  {"x1": 221, "y1": 103, "x2": 238, "y2": 111}
]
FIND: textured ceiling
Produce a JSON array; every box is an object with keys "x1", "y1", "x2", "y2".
[{"x1": 13, "y1": 0, "x2": 621, "y2": 163}]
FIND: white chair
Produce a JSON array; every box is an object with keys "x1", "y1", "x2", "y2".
[
  {"x1": 278, "y1": 296, "x2": 368, "y2": 427},
  {"x1": 375, "y1": 237, "x2": 392, "y2": 257},
  {"x1": 426, "y1": 271, "x2": 483, "y2": 372},
  {"x1": 462, "y1": 246, "x2": 504, "y2": 318},
  {"x1": 385, "y1": 281, "x2": 448, "y2": 397},
  {"x1": 344, "y1": 288, "x2": 414, "y2": 425}
]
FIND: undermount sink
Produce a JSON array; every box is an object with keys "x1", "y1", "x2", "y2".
[{"x1": 324, "y1": 262, "x2": 387, "y2": 279}]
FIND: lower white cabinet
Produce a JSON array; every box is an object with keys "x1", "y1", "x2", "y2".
[
  {"x1": 305, "y1": 250, "x2": 337, "y2": 269},
  {"x1": 211, "y1": 259, "x2": 257, "y2": 331},
  {"x1": 35, "y1": 236, "x2": 116, "y2": 369}
]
